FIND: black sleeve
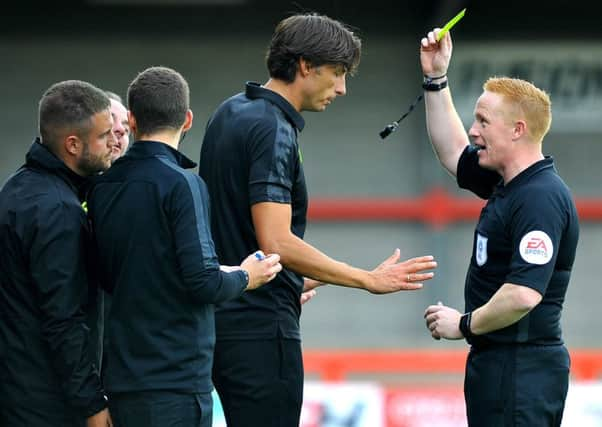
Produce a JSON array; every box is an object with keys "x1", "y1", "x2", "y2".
[
  {"x1": 168, "y1": 173, "x2": 247, "y2": 303},
  {"x1": 505, "y1": 189, "x2": 565, "y2": 295},
  {"x1": 247, "y1": 116, "x2": 299, "y2": 205},
  {"x1": 29, "y1": 200, "x2": 106, "y2": 418},
  {"x1": 457, "y1": 145, "x2": 502, "y2": 199}
]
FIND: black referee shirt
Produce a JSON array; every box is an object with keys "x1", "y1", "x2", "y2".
[
  {"x1": 457, "y1": 146, "x2": 579, "y2": 345},
  {"x1": 199, "y1": 82, "x2": 308, "y2": 341}
]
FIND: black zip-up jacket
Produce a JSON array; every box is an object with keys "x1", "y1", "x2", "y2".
[
  {"x1": 0, "y1": 140, "x2": 107, "y2": 425},
  {"x1": 87, "y1": 141, "x2": 247, "y2": 394}
]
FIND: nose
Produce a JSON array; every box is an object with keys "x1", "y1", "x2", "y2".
[
  {"x1": 112, "y1": 130, "x2": 122, "y2": 146},
  {"x1": 114, "y1": 121, "x2": 126, "y2": 139},
  {"x1": 335, "y1": 74, "x2": 346, "y2": 96},
  {"x1": 108, "y1": 129, "x2": 116, "y2": 148},
  {"x1": 468, "y1": 121, "x2": 479, "y2": 138}
]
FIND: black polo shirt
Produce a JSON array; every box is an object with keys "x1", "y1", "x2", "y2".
[
  {"x1": 199, "y1": 82, "x2": 307, "y2": 341},
  {"x1": 457, "y1": 146, "x2": 579, "y2": 345},
  {"x1": 88, "y1": 141, "x2": 247, "y2": 394}
]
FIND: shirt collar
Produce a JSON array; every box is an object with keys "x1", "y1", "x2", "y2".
[
  {"x1": 125, "y1": 140, "x2": 197, "y2": 169},
  {"x1": 494, "y1": 156, "x2": 555, "y2": 196},
  {"x1": 245, "y1": 82, "x2": 305, "y2": 131}
]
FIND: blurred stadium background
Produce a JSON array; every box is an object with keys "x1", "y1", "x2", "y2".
[{"x1": 1, "y1": 0, "x2": 601, "y2": 425}]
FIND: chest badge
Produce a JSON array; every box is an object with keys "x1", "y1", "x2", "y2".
[{"x1": 475, "y1": 233, "x2": 488, "y2": 266}]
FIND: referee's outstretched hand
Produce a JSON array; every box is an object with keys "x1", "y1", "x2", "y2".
[
  {"x1": 241, "y1": 251, "x2": 283, "y2": 291},
  {"x1": 366, "y1": 249, "x2": 437, "y2": 294}
]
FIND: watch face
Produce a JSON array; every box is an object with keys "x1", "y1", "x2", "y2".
[{"x1": 422, "y1": 79, "x2": 448, "y2": 92}]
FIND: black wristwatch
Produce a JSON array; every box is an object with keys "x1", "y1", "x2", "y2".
[
  {"x1": 459, "y1": 311, "x2": 474, "y2": 338},
  {"x1": 422, "y1": 79, "x2": 448, "y2": 92}
]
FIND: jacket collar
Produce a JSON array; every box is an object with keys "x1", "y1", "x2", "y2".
[
  {"x1": 25, "y1": 138, "x2": 88, "y2": 197},
  {"x1": 125, "y1": 140, "x2": 197, "y2": 169}
]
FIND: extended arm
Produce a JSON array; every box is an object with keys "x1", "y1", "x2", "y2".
[{"x1": 252, "y1": 202, "x2": 436, "y2": 294}]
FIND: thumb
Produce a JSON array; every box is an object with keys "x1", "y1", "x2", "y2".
[{"x1": 385, "y1": 248, "x2": 401, "y2": 264}]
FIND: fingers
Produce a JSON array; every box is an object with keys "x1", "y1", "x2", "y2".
[
  {"x1": 261, "y1": 254, "x2": 282, "y2": 276},
  {"x1": 303, "y1": 278, "x2": 325, "y2": 292},
  {"x1": 405, "y1": 256, "x2": 437, "y2": 271},
  {"x1": 428, "y1": 30, "x2": 438, "y2": 44},
  {"x1": 407, "y1": 255, "x2": 435, "y2": 263},
  {"x1": 265, "y1": 258, "x2": 282, "y2": 279},
  {"x1": 401, "y1": 282, "x2": 423, "y2": 291},
  {"x1": 402, "y1": 257, "x2": 437, "y2": 286},
  {"x1": 408, "y1": 272, "x2": 435, "y2": 283},
  {"x1": 263, "y1": 253, "x2": 280, "y2": 265},
  {"x1": 403, "y1": 257, "x2": 437, "y2": 285},
  {"x1": 269, "y1": 263, "x2": 283, "y2": 276},
  {"x1": 414, "y1": 260, "x2": 438, "y2": 273},
  {"x1": 424, "y1": 310, "x2": 442, "y2": 340},
  {"x1": 300, "y1": 289, "x2": 317, "y2": 305},
  {"x1": 424, "y1": 304, "x2": 445, "y2": 317},
  {"x1": 421, "y1": 27, "x2": 451, "y2": 52},
  {"x1": 421, "y1": 29, "x2": 441, "y2": 48}
]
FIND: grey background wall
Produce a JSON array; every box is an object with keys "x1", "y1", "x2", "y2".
[{"x1": 1, "y1": 0, "x2": 600, "y2": 349}]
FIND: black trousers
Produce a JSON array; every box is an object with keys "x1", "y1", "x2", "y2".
[
  {"x1": 212, "y1": 337, "x2": 303, "y2": 427},
  {"x1": 108, "y1": 391, "x2": 212, "y2": 427},
  {"x1": 465, "y1": 343, "x2": 570, "y2": 427}
]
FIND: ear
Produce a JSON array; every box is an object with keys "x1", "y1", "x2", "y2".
[
  {"x1": 182, "y1": 109, "x2": 193, "y2": 132},
  {"x1": 64, "y1": 135, "x2": 82, "y2": 156},
  {"x1": 128, "y1": 111, "x2": 137, "y2": 136},
  {"x1": 298, "y1": 58, "x2": 312, "y2": 77},
  {"x1": 512, "y1": 120, "x2": 527, "y2": 140}
]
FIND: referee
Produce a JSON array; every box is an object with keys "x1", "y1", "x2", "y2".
[
  {"x1": 421, "y1": 29, "x2": 579, "y2": 426},
  {"x1": 199, "y1": 13, "x2": 437, "y2": 427}
]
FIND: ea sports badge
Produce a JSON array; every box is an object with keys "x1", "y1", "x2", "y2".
[
  {"x1": 475, "y1": 233, "x2": 488, "y2": 266},
  {"x1": 519, "y1": 230, "x2": 554, "y2": 265}
]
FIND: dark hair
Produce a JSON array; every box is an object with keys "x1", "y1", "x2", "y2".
[
  {"x1": 105, "y1": 91, "x2": 124, "y2": 104},
  {"x1": 127, "y1": 66, "x2": 189, "y2": 136},
  {"x1": 38, "y1": 80, "x2": 110, "y2": 151},
  {"x1": 266, "y1": 13, "x2": 362, "y2": 83}
]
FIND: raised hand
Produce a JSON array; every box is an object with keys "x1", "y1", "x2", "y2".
[{"x1": 420, "y1": 28, "x2": 453, "y2": 78}]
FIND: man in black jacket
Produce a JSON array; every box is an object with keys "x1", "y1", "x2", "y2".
[
  {"x1": 88, "y1": 66, "x2": 282, "y2": 427},
  {"x1": 0, "y1": 80, "x2": 113, "y2": 426}
]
